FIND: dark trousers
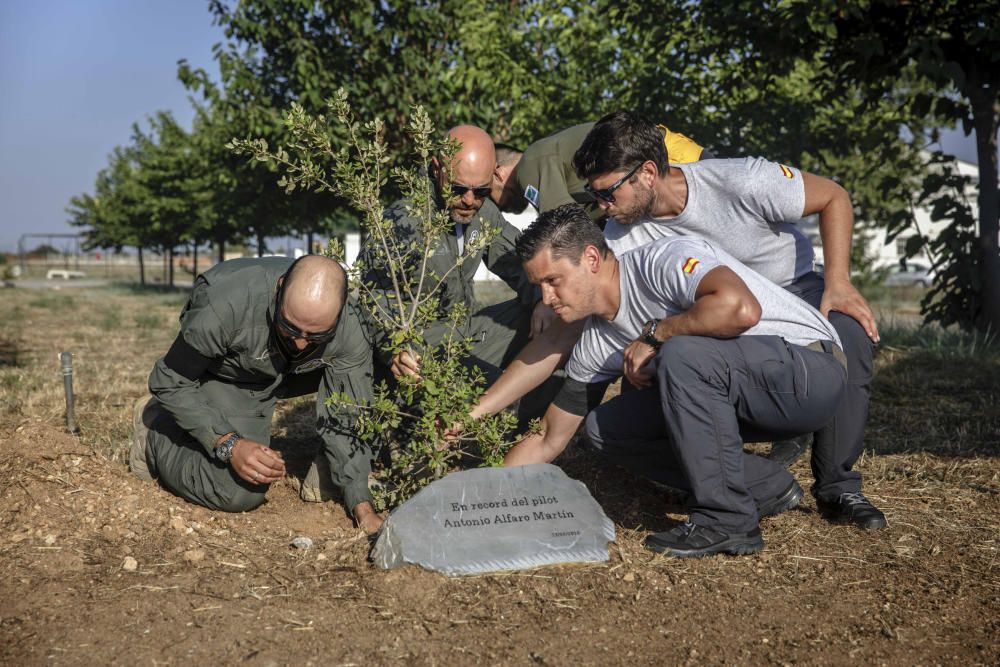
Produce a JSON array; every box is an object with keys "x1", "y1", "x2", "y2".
[
  {"x1": 146, "y1": 372, "x2": 323, "y2": 513},
  {"x1": 588, "y1": 335, "x2": 846, "y2": 532},
  {"x1": 585, "y1": 386, "x2": 795, "y2": 505},
  {"x1": 785, "y1": 272, "x2": 873, "y2": 500}
]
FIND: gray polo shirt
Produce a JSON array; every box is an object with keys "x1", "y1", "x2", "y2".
[
  {"x1": 602, "y1": 157, "x2": 815, "y2": 288},
  {"x1": 566, "y1": 237, "x2": 840, "y2": 384}
]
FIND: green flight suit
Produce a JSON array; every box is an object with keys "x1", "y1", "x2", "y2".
[
  {"x1": 145, "y1": 257, "x2": 376, "y2": 514},
  {"x1": 360, "y1": 192, "x2": 537, "y2": 382},
  {"x1": 516, "y1": 121, "x2": 709, "y2": 223}
]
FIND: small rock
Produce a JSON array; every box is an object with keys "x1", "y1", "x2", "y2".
[
  {"x1": 291, "y1": 536, "x2": 314, "y2": 550},
  {"x1": 183, "y1": 549, "x2": 206, "y2": 563},
  {"x1": 44, "y1": 534, "x2": 56, "y2": 546},
  {"x1": 122, "y1": 556, "x2": 138, "y2": 572},
  {"x1": 623, "y1": 572, "x2": 636, "y2": 583},
  {"x1": 169, "y1": 517, "x2": 187, "y2": 533},
  {"x1": 316, "y1": 553, "x2": 327, "y2": 561}
]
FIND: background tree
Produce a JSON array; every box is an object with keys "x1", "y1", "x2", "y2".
[
  {"x1": 68, "y1": 143, "x2": 154, "y2": 284},
  {"x1": 684, "y1": 0, "x2": 999, "y2": 331}
]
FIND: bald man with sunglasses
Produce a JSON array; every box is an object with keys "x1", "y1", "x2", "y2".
[
  {"x1": 360, "y1": 125, "x2": 542, "y2": 390},
  {"x1": 131, "y1": 255, "x2": 384, "y2": 534}
]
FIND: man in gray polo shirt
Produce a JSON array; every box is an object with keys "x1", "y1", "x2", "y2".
[
  {"x1": 505, "y1": 205, "x2": 847, "y2": 557},
  {"x1": 570, "y1": 110, "x2": 885, "y2": 530}
]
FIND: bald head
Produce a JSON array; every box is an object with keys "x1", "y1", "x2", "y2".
[
  {"x1": 280, "y1": 255, "x2": 347, "y2": 335},
  {"x1": 438, "y1": 125, "x2": 496, "y2": 224},
  {"x1": 446, "y1": 125, "x2": 495, "y2": 180}
]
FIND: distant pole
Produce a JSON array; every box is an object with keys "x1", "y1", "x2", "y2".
[{"x1": 59, "y1": 352, "x2": 77, "y2": 433}]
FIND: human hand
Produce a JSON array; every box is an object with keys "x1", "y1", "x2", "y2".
[
  {"x1": 821, "y1": 278, "x2": 879, "y2": 343},
  {"x1": 390, "y1": 349, "x2": 422, "y2": 380},
  {"x1": 531, "y1": 302, "x2": 558, "y2": 338},
  {"x1": 623, "y1": 339, "x2": 657, "y2": 389},
  {"x1": 435, "y1": 420, "x2": 464, "y2": 451},
  {"x1": 353, "y1": 501, "x2": 384, "y2": 535},
  {"x1": 230, "y1": 439, "x2": 285, "y2": 485}
]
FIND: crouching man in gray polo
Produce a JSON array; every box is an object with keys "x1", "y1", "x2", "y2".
[{"x1": 505, "y1": 204, "x2": 848, "y2": 557}]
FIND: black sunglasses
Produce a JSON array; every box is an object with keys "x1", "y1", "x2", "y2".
[
  {"x1": 450, "y1": 183, "x2": 492, "y2": 199},
  {"x1": 584, "y1": 163, "x2": 643, "y2": 204},
  {"x1": 273, "y1": 274, "x2": 338, "y2": 343}
]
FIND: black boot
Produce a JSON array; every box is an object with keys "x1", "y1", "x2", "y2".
[{"x1": 768, "y1": 433, "x2": 811, "y2": 467}]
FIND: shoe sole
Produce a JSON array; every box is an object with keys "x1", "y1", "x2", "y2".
[
  {"x1": 758, "y1": 481, "x2": 804, "y2": 519},
  {"x1": 767, "y1": 434, "x2": 811, "y2": 468},
  {"x1": 818, "y1": 508, "x2": 888, "y2": 531},
  {"x1": 129, "y1": 397, "x2": 155, "y2": 482},
  {"x1": 300, "y1": 456, "x2": 338, "y2": 503},
  {"x1": 643, "y1": 533, "x2": 765, "y2": 558}
]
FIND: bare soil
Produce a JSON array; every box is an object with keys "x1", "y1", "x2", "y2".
[{"x1": 1, "y1": 286, "x2": 998, "y2": 666}]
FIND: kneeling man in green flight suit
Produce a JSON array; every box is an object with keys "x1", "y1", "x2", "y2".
[{"x1": 130, "y1": 254, "x2": 384, "y2": 534}]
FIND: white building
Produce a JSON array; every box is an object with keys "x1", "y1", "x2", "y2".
[{"x1": 800, "y1": 156, "x2": 980, "y2": 273}]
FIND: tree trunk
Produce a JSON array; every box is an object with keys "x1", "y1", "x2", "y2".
[
  {"x1": 307, "y1": 231, "x2": 314, "y2": 255},
  {"x1": 969, "y1": 78, "x2": 1000, "y2": 334},
  {"x1": 257, "y1": 230, "x2": 266, "y2": 257},
  {"x1": 168, "y1": 247, "x2": 175, "y2": 287},
  {"x1": 192, "y1": 242, "x2": 198, "y2": 278},
  {"x1": 217, "y1": 238, "x2": 225, "y2": 264},
  {"x1": 137, "y1": 246, "x2": 145, "y2": 286}
]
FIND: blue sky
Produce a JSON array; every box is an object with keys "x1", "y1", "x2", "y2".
[
  {"x1": 0, "y1": 1, "x2": 223, "y2": 252},
  {"x1": 0, "y1": 2, "x2": 988, "y2": 253}
]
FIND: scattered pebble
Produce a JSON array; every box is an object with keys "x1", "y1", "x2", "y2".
[
  {"x1": 122, "y1": 556, "x2": 138, "y2": 572},
  {"x1": 183, "y1": 549, "x2": 206, "y2": 563},
  {"x1": 623, "y1": 572, "x2": 636, "y2": 583},
  {"x1": 169, "y1": 517, "x2": 187, "y2": 533},
  {"x1": 291, "y1": 536, "x2": 314, "y2": 550},
  {"x1": 44, "y1": 534, "x2": 56, "y2": 546}
]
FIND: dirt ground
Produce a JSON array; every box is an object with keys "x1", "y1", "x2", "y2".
[{"x1": 1, "y1": 285, "x2": 997, "y2": 666}]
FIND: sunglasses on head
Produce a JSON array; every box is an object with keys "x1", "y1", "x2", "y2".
[
  {"x1": 273, "y1": 275, "x2": 338, "y2": 343},
  {"x1": 584, "y1": 163, "x2": 643, "y2": 204},
  {"x1": 450, "y1": 183, "x2": 492, "y2": 199}
]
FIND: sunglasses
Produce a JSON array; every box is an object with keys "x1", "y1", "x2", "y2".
[
  {"x1": 450, "y1": 183, "x2": 492, "y2": 199},
  {"x1": 273, "y1": 277, "x2": 338, "y2": 343},
  {"x1": 584, "y1": 163, "x2": 643, "y2": 204}
]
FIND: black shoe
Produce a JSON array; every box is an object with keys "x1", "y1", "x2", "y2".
[
  {"x1": 817, "y1": 492, "x2": 887, "y2": 530},
  {"x1": 644, "y1": 522, "x2": 764, "y2": 558},
  {"x1": 768, "y1": 434, "x2": 811, "y2": 467},
  {"x1": 757, "y1": 480, "x2": 804, "y2": 519}
]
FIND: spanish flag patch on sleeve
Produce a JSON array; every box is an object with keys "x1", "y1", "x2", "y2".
[
  {"x1": 682, "y1": 257, "x2": 700, "y2": 274},
  {"x1": 779, "y1": 164, "x2": 794, "y2": 179}
]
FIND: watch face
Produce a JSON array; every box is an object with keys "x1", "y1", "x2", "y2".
[{"x1": 216, "y1": 440, "x2": 233, "y2": 462}]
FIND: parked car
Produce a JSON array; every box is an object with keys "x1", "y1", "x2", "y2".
[{"x1": 884, "y1": 262, "x2": 934, "y2": 287}]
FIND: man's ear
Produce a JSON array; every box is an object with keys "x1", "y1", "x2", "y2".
[
  {"x1": 639, "y1": 160, "x2": 659, "y2": 184},
  {"x1": 583, "y1": 245, "x2": 602, "y2": 273}
]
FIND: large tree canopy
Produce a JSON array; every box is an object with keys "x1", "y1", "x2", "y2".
[{"x1": 69, "y1": 0, "x2": 999, "y2": 330}]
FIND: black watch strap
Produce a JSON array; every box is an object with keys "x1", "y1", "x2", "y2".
[{"x1": 642, "y1": 319, "x2": 662, "y2": 350}]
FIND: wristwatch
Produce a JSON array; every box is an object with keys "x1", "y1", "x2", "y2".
[
  {"x1": 641, "y1": 319, "x2": 662, "y2": 350},
  {"x1": 214, "y1": 432, "x2": 241, "y2": 463}
]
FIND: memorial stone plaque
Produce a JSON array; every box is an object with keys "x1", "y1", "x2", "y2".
[{"x1": 371, "y1": 463, "x2": 615, "y2": 575}]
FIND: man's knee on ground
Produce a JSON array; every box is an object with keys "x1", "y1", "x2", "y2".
[{"x1": 213, "y1": 484, "x2": 267, "y2": 513}]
